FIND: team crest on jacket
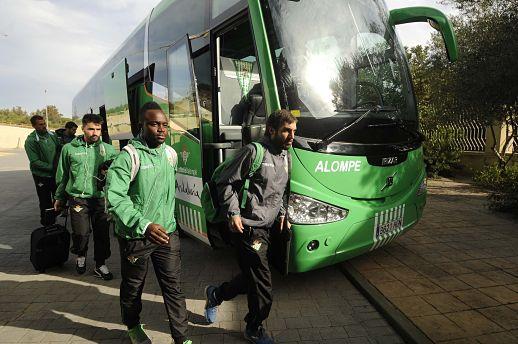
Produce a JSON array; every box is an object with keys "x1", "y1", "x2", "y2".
[{"x1": 252, "y1": 240, "x2": 262, "y2": 251}]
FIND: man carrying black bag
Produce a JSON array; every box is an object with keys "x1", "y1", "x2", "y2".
[
  {"x1": 204, "y1": 109, "x2": 297, "y2": 344},
  {"x1": 24, "y1": 115, "x2": 60, "y2": 226}
]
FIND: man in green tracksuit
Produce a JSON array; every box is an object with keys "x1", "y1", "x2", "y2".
[
  {"x1": 24, "y1": 114, "x2": 60, "y2": 226},
  {"x1": 106, "y1": 102, "x2": 191, "y2": 344},
  {"x1": 54, "y1": 114, "x2": 117, "y2": 280}
]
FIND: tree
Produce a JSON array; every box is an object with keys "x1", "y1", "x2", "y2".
[
  {"x1": 411, "y1": 0, "x2": 518, "y2": 167},
  {"x1": 0, "y1": 107, "x2": 30, "y2": 126},
  {"x1": 31, "y1": 105, "x2": 61, "y2": 125}
]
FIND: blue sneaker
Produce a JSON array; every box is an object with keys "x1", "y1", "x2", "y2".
[
  {"x1": 244, "y1": 326, "x2": 274, "y2": 344},
  {"x1": 204, "y1": 285, "x2": 219, "y2": 323}
]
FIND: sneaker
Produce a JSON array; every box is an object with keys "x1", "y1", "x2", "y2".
[
  {"x1": 204, "y1": 285, "x2": 219, "y2": 323},
  {"x1": 76, "y1": 256, "x2": 86, "y2": 275},
  {"x1": 182, "y1": 341, "x2": 193, "y2": 344},
  {"x1": 128, "y1": 324, "x2": 151, "y2": 344},
  {"x1": 94, "y1": 265, "x2": 113, "y2": 280},
  {"x1": 244, "y1": 326, "x2": 274, "y2": 344}
]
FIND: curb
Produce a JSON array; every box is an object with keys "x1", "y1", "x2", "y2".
[{"x1": 340, "y1": 261, "x2": 433, "y2": 344}]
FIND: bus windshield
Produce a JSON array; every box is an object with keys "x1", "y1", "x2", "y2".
[{"x1": 265, "y1": 0, "x2": 418, "y2": 148}]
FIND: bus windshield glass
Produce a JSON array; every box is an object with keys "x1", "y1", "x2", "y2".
[{"x1": 265, "y1": 0, "x2": 418, "y2": 147}]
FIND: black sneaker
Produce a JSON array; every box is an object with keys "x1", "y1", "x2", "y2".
[
  {"x1": 244, "y1": 326, "x2": 274, "y2": 344},
  {"x1": 76, "y1": 256, "x2": 86, "y2": 275},
  {"x1": 94, "y1": 265, "x2": 113, "y2": 280}
]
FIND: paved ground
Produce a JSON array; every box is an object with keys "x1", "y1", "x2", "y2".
[
  {"x1": 349, "y1": 178, "x2": 518, "y2": 343},
  {"x1": 0, "y1": 150, "x2": 401, "y2": 344}
]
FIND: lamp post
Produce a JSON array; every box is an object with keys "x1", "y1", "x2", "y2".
[{"x1": 44, "y1": 89, "x2": 49, "y2": 127}]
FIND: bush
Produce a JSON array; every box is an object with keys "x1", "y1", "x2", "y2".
[
  {"x1": 474, "y1": 164, "x2": 518, "y2": 214},
  {"x1": 423, "y1": 126, "x2": 462, "y2": 178}
]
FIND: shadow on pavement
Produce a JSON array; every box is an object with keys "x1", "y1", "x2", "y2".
[{"x1": 0, "y1": 278, "x2": 235, "y2": 342}]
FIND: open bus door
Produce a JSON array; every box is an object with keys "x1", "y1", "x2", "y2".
[
  {"x1": 204, "y1": 16, "x2": 291, "y2": 273},
  {"x1": 166, "y1": 35, "x2": 212, "y2": 245},
  {"x1": 102, "y1": 58, "x2": 132, "y2": 144}
]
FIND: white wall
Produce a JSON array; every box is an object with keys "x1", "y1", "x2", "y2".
[{"x1": 0, "y1": 125, "x2": 33, "y2": 149}]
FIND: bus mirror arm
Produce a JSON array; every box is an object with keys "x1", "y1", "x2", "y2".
[{"x1": 389, "y1": 7, "x2": 458, "y2": 62}]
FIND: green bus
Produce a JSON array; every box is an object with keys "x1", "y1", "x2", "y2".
[{"x1": 73, "y1": 0, "x2": 458, "y2": 273}]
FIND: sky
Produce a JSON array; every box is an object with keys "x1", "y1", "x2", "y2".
[{"x1": 0, "y1": 0, "x2": 455, "y2": 116}]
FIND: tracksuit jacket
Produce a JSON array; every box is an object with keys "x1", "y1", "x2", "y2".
[
  {"x1": 106, "y1": 138, "x2": 178, "y2": 239},
  {"x1": 216, "y1": 136, "x2": 290, "y2": 228},
  {"x1": 24, "y1": 130, "x2": 60, "y2": 178},
  {"x1": 55, "y1": 136, "x2": 117, "y2": 201}
]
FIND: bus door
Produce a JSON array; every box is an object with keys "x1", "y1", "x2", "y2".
[
  {"x1": 214, "y1": 17, "x2": 266, "y2": 161},
  {"x1": 207, "y1": 17, "x2": 290, "y2": 273},
  {"x1": 166, "y1": 35, "x2": 209, "y2": 245},
  {"x1": 102, "y1": 58, "x2": 132, "y2": 143},
  {"x1": 198, "y1": 17, "x2": 268, "y2": 247}
]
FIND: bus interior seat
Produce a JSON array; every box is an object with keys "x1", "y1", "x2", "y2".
[
  {"x1": 242, "y1": 91, "x2": 266, "y2": 144},
  {"x1": 219, "y1": 125, "x2": 242, "y2": 160}
]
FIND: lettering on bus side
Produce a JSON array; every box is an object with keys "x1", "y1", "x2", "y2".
[{"x1": 314, "y1": 160, "x2": 362, "y2": 173}]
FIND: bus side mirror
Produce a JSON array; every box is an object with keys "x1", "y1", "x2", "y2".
[{"x1": 389, "y1": 7, "x2": 458, "y2": 62}]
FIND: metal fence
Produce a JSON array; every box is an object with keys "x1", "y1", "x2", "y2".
[{"x1": 423, "y1": 119, "x2": 487, "y2": 152}]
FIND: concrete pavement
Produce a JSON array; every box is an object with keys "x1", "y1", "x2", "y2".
[
  {"x1": 348, "y1": 178, "x2": 518, "y2": 343},
  {"x1": 0, "y1": 149, "x2": 401, "y2": 343}
]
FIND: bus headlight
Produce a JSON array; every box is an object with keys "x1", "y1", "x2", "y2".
[
  {"x1": 288, "y1": 193, "x2": 348, "y2": 224},
  {"x1": 416, "y1": 178, "x2": 427, "y2": 196}
]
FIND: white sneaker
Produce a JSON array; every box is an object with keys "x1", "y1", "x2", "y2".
[
  {"x1": 94, "y1": 264, "x2": 113, "y2": 280},
  {"x1": 76, "y1": 256, "x2": 86, "y2": 274}
]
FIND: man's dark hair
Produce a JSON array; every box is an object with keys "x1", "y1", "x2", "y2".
[
  {"x1": 65, "y1": 121, "x2": 78, "y2": 129},
  {"x1": 265, "y1": 109, "x2": 297, "y2": 134},
  {"x1": 30, "y1": 115, "x2": 44, "y2": 125},
  {"x1": 139, "y1": 101, "x2": 164, "y2": 123},
  {"x1": 82, "y1": 113, "x2": 103, "y2": 126}
]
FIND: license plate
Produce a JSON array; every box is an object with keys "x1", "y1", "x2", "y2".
[
  {"x1": 374, "y1": 204, "x2": 406, "y2": 240},
  {"x1": 376, "y1": 218, "x2": 404, "y2": 238}
]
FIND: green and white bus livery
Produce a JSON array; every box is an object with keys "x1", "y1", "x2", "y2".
[{"x1": 73, "y1": 0, "x2": 458, "y2": 273}]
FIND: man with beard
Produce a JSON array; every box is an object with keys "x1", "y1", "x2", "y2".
[
  {"x1": 56, "y1": 121, "x2": 78, "y2": 146},
  {"x1": 54, "y1": 113, "x2": 116, "y2": 279},
  {"x1": 204, "y1": 109, "x2": 297, "y2": 344}
]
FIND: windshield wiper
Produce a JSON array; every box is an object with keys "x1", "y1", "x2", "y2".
[
  {"x1": 315, "y1": 105, "x2": 395, "y2": 150},
  {"x1": 368, "y1": 118, "x2": 424, "y2": 143}
]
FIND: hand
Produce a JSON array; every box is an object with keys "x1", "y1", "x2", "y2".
[
  {"x1": 54, "y1": 200, "x2": 65, "y2": 212},
  {"x1": 228, "y1": 215, "x2": 244, "y2": 233},
  {"x1": 145, "y1": 223, "x2": 170, "y2": 245}
]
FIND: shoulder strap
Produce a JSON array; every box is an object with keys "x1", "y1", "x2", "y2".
[
  {"x1": 240, "y1": 142, "x2": 265, "y2": 209},
  {"x1": 248, "y1": 142, "x2": 265, "y2": 177},
  {"x1": 164, "y1": 145, "x2": 178, "y2": 169},
  {"x1": 122, "y1": 144, "x2": 140, "y2": 182}
]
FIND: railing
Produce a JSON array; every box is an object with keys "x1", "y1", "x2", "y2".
[{"x1": 423, "y1": 119, "x2": 486, "y2": 152}]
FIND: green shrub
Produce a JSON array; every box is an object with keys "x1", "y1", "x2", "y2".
[
  {"x1": 474, "y1": 164, "x2": 518, "y2": 214},
  {"x1": 423, "y1": 126, "x2": 462, "y2": 178}
]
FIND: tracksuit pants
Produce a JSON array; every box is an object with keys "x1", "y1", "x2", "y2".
[
  {"x1": 118, "y1": 231, "x2": 188, "y2": 344},
  {"x1": 69, "y1": 197, "x2": 111, "y2": 265},
  {"x1": 216, "y1": 227, "x2": 273, "y2": 331},
  {"x1": 32, "y1": 174, "x2": 57, "y2": 226}
]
